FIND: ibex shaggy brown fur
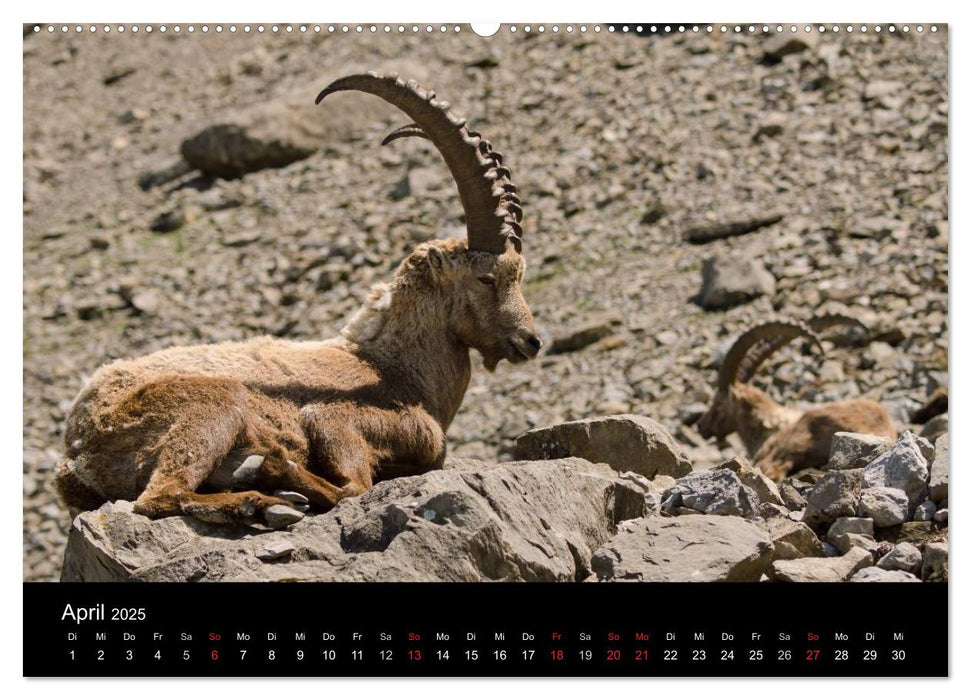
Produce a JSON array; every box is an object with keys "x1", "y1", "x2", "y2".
[
  {"x1": 54, "y1": 73, "x2": 541, "y2": 528},
  {"x1": 697, "y1": 317, "x2": 897, "y2": 480}
]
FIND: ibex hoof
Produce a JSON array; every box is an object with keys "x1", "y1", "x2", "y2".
[
  {"x1": 265, "y1": 504, "x2": 304, "y2": 528},
  {"x1": 274, "y1": 490, "x2": 309, "y2": 505},
  {"x1": 233, "y1": 455, "x2": 265, "y2": 484}
]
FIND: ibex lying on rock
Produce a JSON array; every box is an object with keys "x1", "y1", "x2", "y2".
[
  {"x1": 54, "y1": 73, "x2": 541, "y2": 528},
  {"x1": 697, "y1": 317, "x2": 897, "y2": 480}
]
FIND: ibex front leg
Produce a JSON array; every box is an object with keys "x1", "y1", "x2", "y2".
[{"x1": 241, "y1": 403, "x2": 445, "y2": 511}]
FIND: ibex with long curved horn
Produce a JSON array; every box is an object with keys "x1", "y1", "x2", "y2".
[
  {"x1": 697, "y1": 316, "x2": 897, "y2": 480},
  {"x1": 54, "y1": 73, "x2": 541, "y2": 528}
]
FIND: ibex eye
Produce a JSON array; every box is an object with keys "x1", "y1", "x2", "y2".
[{"x1": 478, "y1": 275, "x2": 496, "y2": 286}]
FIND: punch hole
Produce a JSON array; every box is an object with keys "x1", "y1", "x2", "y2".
[{"x1": 471, "y1": 23, "x2": 500, "y2": 37}]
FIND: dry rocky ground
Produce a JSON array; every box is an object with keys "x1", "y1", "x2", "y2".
[{"x1": 24, "y1": 26, "x2": 947, "y2": 581}]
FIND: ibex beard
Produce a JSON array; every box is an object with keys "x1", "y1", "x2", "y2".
[{"x1": 54, "y1": 73, "x2": 541, "y2": 529}]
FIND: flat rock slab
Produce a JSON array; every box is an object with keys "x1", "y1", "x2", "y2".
[
  {"x1": 768, "y1": 546, "x2": 872, "y2": 583},
  {"x1": 591, "y1": 514, "x2": 774, "y2": 582},
  {"x1": 515, "y1": 414, "x2": 691, "y2": 479},
  {"x1": 60, "y1": 459, "x2": 655, "y2": 583}
]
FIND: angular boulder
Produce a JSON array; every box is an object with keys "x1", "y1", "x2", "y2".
[
  {"x1": 826, "y1": 431, "x2": 894, "y2": 471},
  {"x1": 802, "y1": 469, "x2": 863, "y2": 527},
  {"x1": 859, "y1": 486, "x2": 910, "y2": 527},
  {"x1": 591, "y1": 514, "x2": 774, "y2": 582},
  {"x1": 61, "y1": 458, "x2": 655, "y2": 583},
  {"x1": 663, "y1": 468, "x2": 760, "y2": 518},
  {"x1": 760, "y1": 517, "x2": 824, "y2": 561},
  {"x1": 515, "y1": 414, "x2": 691, "y2": 479},
  {"x1": 862, "y1": 431, "x2": 929, "y2": 512}
]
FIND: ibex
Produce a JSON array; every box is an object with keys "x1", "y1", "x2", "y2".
[
  {"x1": 696, "y1": 317, "x2": 897, "y2": 480},
  {"x1": 54, "y1": 73, "x2": 542, "y2": 528}
]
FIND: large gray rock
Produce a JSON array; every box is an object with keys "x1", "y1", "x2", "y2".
[
  {"x1": 862, "y1": 431, "x2": 929, "y2": 512},
  {"x1": 803, "y1": 469, "x2": 863, "y2": 527},
  {"x1": 826, "y1": 432, "x2": 894, "y2": 471},
  {"x1": 663, "y1": 468, "x2": 760, "y2": 518},
  {"x1": 768, "y1": 546, "x2": 873, "y2": 583},
  {"x1": 698, "y1": 256, "x2": 776, "y2": 310},
  {"x1": 859, "y1": 486, "x2": 909, "y2": 527},
  {"x1": 515, "y1": 414, "x2": 691, "y2": 479},
  {"x1": 60, "y1": 459, "x2": 656, "y2": 582},
  {"x1": 591, "y1": 515, "x2": 774, "y2": 582},
  {"x1": 928, "y1": 434, "x2": 949, "y2": 502}
]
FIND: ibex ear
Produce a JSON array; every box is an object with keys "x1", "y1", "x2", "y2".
[{"x1": 426, "y1": 246, "x2": 451, "y2": 282}]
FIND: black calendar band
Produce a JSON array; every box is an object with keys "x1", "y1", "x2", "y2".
[{"x1": 24, "y1": 582, "x2": 947, "y2": 677}]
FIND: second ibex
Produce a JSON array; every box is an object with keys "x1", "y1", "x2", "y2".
[{"x1": 54, "y1": 73, "x2": 541, "y2": 528}]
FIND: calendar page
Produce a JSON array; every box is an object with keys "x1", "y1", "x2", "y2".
[{"x1": 22, "y1": 21, "x2": 948, "y2": 678}]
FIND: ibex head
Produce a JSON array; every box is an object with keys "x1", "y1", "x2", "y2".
[
  {"x1": 697, "y1": 321, "x2": 823, "y2": 440},
  {"x1": 318, "y1": 73, "x2": 541, "y2": 371},
  {"x1": 696, "y1": 315, "x2": 866, "y2": 441}
]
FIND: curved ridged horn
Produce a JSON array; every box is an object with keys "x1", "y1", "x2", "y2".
[
  {"x1": 718, "y1": 321, "x2": 823, "y2": 390},
  {"x1": 380, "y1": 123, "x2": 430, "y2": 146},
  {"x1": 317, "y1": 72, "x2": 521, "y2": 254}
]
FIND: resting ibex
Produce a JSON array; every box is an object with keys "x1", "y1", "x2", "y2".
[
  {"x1": 697, "y1": 317, "x2": 897, "y2": 480},
  {"x1": 54, "y1": 73, "x2": 541, "y2": 528}
]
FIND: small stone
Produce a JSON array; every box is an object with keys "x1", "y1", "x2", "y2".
[
  {"x1": 876, "y1": 542, "x2": 921, "y2": 573},
  {"x1": 715, "y1": 456, "x2": 784, "y2": 506},
  {"x1": 921, "y1": 542, "x2": 948, "y2": 582},
  {"x1": 221, "y1": 230, "x2": 262, "y2": 247},
  {"x1": 255, "y1": 541, "x2": 295, "y2": 561},
  {"x1": 834, "y1": 533, "x2": 886, "y2": 558},
  {"x1": 864, "y1": 80, "x2": 904, "y2": 101},
  {"x1": 130, "y1": 291, "x2": 160, "y2": 316},
  {"x1": 150, "y1": 209, "x2": 186, "y2": 233},
  {"x1": 779, "y1": 482, "x2": 807, "y2": 511},
  {"x1": 547, "y1": 319, "x2": 617, "y2": 354},
  {"x1": 932, "y1": 508, "x2": 948, "y2": 524},
  {"x1": 761, "y1": 517, "x2": 824, "y2": 561},
  {"x1": 851, "y1": 567, "x2": 920, "y2": 583},
  {"x1": 769, "y1": 546, "x2": 872, "y2": 583},
  {"x1": 913, "y1": 501, "x2": 937, "y2": 522},
  {"x1": 859, "y1": 487, "x2": 909, "y2": 527},
  {"x1": 698, "y1": 255, "x2": 776, "y2": 310},
  {"x1": 827, "y1": 517, "x2": 874, "y2": 543},
  {"x1": 763, "y1": 33, "x2": 819, "y2": 63},
  {"x1": 826, "y1": 432, "x2": 894, "y2": 471}
]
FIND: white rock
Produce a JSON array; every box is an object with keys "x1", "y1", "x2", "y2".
[{"x1": 859, "y1": 487, "x2": 909, "y2": 527}]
